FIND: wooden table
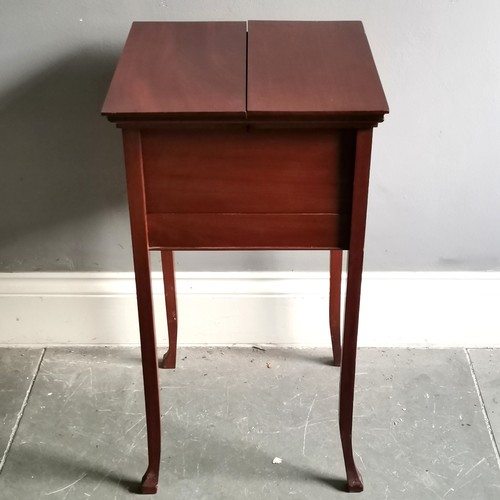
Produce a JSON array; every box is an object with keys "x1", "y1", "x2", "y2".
[{"x1": 102, "y1": 20, "x2": 388, "y2": 494}]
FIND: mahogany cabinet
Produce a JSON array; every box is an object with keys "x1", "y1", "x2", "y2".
[{"x1": 102, "y1": 20, "x2": 388, "y2": 494}]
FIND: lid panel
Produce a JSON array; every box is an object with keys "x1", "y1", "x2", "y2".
[
  {"x1": 247, "y1": 21, "x2": 389, "y2": 121},
  {"x1": 102, "y1": 22, "x2": 247, "y2": 120}
]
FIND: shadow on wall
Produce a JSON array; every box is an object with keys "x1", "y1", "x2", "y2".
[
  {"x1": 0, "y1": 47, "x2": 330, "y2": 273},
  {"x1": 0, "y1": 48, "x2": 127, "y2": 271}
]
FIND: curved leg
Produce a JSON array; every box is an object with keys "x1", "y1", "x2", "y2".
[
  {"x1": 136, "y1": 258, "x2": 161, "y2": 494},
  {"x1": 136, "y1": 259, "x2": 161, "y2": 494},
  {"x1": 123, "y1": 130, "x2": 161, "y2": 494},
  {"x1": 339, "y1": 250, "x2": 364, "y2": 492},
  {"x1": 329, "y1": 250, "x2": 342, "y2": 367},
  {"x1": 338, "y1": 128, "x2": 373, "y2": 493},
  {"x1": 161, "y1": 250, "x2": 178, "y2": 369}
]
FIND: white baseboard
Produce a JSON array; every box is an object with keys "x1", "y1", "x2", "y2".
[{"x1": 0, "y1": 272, "x2": 499, "y2": 347}]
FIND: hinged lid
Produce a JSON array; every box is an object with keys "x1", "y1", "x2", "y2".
[
  {"x1": 101, "y1": 22, "x2": 247, "y2": 121},
  {"x1": 102, "y1": 21, "x2": 388, "y2": 124},
  {"x1": 247, "y1": 21, "x2": 389, "y2": 123}
]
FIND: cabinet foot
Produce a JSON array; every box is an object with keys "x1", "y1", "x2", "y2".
[
  {"x1": 346, "y1": 468, "x2": 364, "y2": 492},
  {"x1": 161, "y1": 349, "x2": 176, "y2": 369},
  {"x1": 141, "y1": 468, "x2": 158, "y2": 494}
]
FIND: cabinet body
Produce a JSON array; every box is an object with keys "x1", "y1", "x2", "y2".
[
  {"x1": 140, "y1": 127, "x2": 355, "y2": 250},
  {"x1": 103, "y1": 20, "x2": 388, "y2": 494}
]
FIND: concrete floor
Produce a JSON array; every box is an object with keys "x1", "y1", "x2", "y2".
[{"x1": 0, "y1": 347, "x2": 499, "y2": 499}]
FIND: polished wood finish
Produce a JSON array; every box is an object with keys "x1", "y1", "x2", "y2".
[
  {"x1": 102, "y1": 22, "x2": 247, "y2": 121},
  {"x1": 247, "y1": 21, "x2": 389, "y2": 123},
  {"x1": 103, "y1": 20, "x2": 388, "y2": 495},
  {"x1": 329, "y1": 251, "x2": 343, "y2": 367},
  {"x1": 147, "y1": 213, "x2": 350, "y2": 250},
  {"x1": 141, "y1": 128, "x2": 355, "y2": 215},
  {"x1": 121, "y1": 129, "x2": 161, "y2": 494},
  {"x1": 160, "y1": 251, "x2": 178, "y2": 369},
  {"x1": 339, "y1": 128, "x2": 373, "y2": 492}
]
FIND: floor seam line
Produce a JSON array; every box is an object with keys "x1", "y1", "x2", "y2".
[
  {"x1": 0, "y1": 347, "x2": 46, "y2": 474},
  {"x1": 464, "y1": 347, "x2": 500, "y2": 470}
]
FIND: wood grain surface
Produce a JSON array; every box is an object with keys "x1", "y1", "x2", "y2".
[
  {"x1": 147, "y1": 213, "x2": 349, "y2": 250},
  {"x1": 247, "y1": 21, "x2": 389, "y2": 122},
  {"x1": 121, "y1": 129, "x2": 161, "y2": 494},
  {"x1": 141, "y1": 128, "x2": 355, "y2": 214},
  {"x1": 102, "y1": 22, "x2": 247, "y2": 120},
  {"x1": 103, "y1": 21, "x2": 388, "y2": 494}
]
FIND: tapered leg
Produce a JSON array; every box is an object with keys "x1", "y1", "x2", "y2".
[
  {"x1": 135, "y1": 255, "x2": 161, "y2": 494},
  {"x1": 122, "y1": 129, "x2": 161, "y2": 494},
  {"x1": 338, "y1": 128, "x2": 373, "y2": 493},
  {"x1": 161, "y1": 250, "x2": 178, "y2": 369},
  {"x1": 329, "y1": 250, "x2": 342, "y2": 367},
  {"x1": 339, "y1": 250, "x2": 364, "y2": 492}
]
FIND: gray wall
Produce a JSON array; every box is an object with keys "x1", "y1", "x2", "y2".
[{"x1": 1, "y1": 1, "x2": 499, "y2": 272}]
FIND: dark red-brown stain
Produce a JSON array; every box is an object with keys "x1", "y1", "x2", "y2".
[
  {"x1": 102, "y1": 22, "x2": 247, "y2": 120},
  {"x1": 102, "y1": 20, "x2": 388, "y2": 124},
  {"x1": 102, "y1": 21, "x2": 389, "y2": 495},
  {"x1": 247, "y1": 21, "x2": 389, "y2": 121}
]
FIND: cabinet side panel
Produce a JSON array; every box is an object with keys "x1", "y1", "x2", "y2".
[
  {"x1": 147, "y1": 213, "x2": 350, "y2": 250},
  {"x1": 141, "y1": 129, "x2": 355, "y2": 214}
]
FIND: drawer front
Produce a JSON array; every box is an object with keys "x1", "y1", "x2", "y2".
[
  {"x1": 141, "y1": 128, "x2": 355, "y2": 250},
  {"x1": 147, "y1": 213, "x2": 350, "y2": 250},
  {"x1": 141, "y1": 128, "x2": 355, "y2": 214}
]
